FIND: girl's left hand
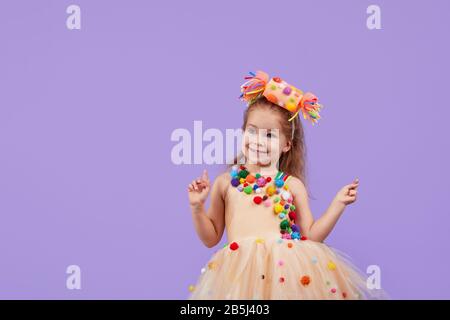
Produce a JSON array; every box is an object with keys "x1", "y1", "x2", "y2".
[{"x1": 335, "y1": 178, "x2": 359, "y2": 205}]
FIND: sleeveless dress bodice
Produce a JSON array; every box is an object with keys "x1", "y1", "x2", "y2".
[{"x1": 224, "y1": 171, "x2": 288, "y2": 242}]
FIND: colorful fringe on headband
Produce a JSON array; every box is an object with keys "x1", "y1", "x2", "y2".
[{"x1": 239, "y1": 71, "x2": 323, "y2": 124}]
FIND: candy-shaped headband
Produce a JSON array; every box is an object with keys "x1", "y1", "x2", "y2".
[{"x1": 239, "y1": 71, "x2": 323, "y2": 124}]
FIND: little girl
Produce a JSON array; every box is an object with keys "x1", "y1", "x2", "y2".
[{"x1": 187, "y1": 71, "x2": 385, "y2": 300}]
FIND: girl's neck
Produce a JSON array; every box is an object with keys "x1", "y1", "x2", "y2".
[{"x1": 243, "y1": 163, "x2": 279, "y2": 177}]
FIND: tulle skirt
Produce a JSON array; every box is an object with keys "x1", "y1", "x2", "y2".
[{"x1": 188, "y1": 236, "x2": 387, "y2": 300}]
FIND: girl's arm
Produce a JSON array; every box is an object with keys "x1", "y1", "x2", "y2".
[
  {"x1": 287, "y1": 177, "x2": 359, "y2": 242},
  {"x1": 188, "y1": 170, "x2": 226, "y2": 248}
]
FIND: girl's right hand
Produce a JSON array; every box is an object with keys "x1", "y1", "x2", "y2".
[
  {"x1": 187, "y1": 169, "x2": 210, "y2": 208},
  {"x1": 335, "y1": 178, "x2": 359, "y2": 206}
]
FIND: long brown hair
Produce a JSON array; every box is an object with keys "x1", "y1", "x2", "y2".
[{"x1": 227, "y1": 96, "x2": 313, "y2": 197}]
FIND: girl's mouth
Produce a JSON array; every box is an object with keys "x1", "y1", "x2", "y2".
[{"x1": 248, "y1": 146, "x2": 268, "y2": 155}]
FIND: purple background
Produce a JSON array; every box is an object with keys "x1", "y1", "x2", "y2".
[{"x1": 1, "y1": 0, "x2": 449, "y2": 299}]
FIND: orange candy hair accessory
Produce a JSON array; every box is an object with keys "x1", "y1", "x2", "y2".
[{"x1": 239, "y1": 71, "x2": 323, "y2": 124}]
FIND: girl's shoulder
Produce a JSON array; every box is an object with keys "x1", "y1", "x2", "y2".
[
  {"x1": 213, "y1": 170, "x2": 232, "y2": 200},
  {"x1": 216, "y1": 170, "x2": 231, "y2": 185},
  {"x1": 284, "y1": 175, "x2": 307, "y2": 195}
]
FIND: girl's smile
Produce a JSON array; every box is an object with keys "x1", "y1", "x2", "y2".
[{"x1": 248, "y1": 145, "x2": 269, "y2": 155}]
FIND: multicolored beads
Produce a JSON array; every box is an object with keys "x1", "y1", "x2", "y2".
[{"x1": 230, "y1": 165, "x2": 301, "y2": 240}]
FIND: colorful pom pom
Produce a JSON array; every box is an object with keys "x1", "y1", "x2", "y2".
[
  {"x1": 281, "y1": 190, "x2": 291, "y2": 201},
  {"x1": 280, "y1": 220, "x2": 289, "y2": 230},
  {"x1": 256, "y1": 177, "x2": 266, "y2": 187},
  {"x1": 283, "y1": 86, "x2": 292, "y2": 95},
  {"x1": 327, "y1": 261, "x2": 336, "y2": 270},
  {"x1": 275, "y1": 179, "x2": 284, "y2": 188},
  {"x1": 274, "y1": 203, "x2": 284, "y2": 214},
  {"x1": 266, "y1": 185, "x2": 276, "y2": 196},
  {"x1": 289, "y1": 211, "x2": 297, "y2": 221},
  {"x1": 265, "y1": 93, "x2": 278, "y2": 104},
  {"x1": 300, "y1": 275, "x2": 311, "y2": 286},
  {"x1": 253, "y1": 196, "x2": 262, "y2": 204},
  {"x1": 208, "y1": 261, "x2": 217, "y2": 270},
  {"x1": 243, "y1": 186, "x2": 253, "y2": 194},
  {"x1": 238, "y1": 169, "x2": 249, "y2": 179},
  {"x1": 229, "y1": 242, "x2": 239, "y2": 251},
  {"x1": 231, "y1": 178, "x2": 240, "y2": 187}
]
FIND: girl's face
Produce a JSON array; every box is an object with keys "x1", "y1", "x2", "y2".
[{"x1": 242, "y1": 107, "x2": 291, "y2": 167}]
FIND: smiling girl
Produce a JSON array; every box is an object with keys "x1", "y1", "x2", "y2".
[{"x1": 187, "y1": 71, "x2": 386, "y2": 300}]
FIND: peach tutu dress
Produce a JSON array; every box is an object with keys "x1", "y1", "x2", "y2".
[{"x1": 188, "y1": 167, "x2": 386, "y2": 300}]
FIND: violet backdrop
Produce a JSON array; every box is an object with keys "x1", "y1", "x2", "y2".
[{"x1": 1, "y1": 0, "x2": 449, "y2": 299}]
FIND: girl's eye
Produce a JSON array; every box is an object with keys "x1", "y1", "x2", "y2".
[
  {"x1": 267, "y1": 132, "x2": 276, "y2": 138},
  {"x1": 247, "y1": 127, "x2": 256, "y2": 134}
]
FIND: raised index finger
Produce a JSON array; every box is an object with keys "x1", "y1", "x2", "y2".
[
  {"x1": 349, "y1": 178, "x2": 359, "y2": 189},
  {"x1": 202, "y1": 169, "x2": 209, "y2": 183}
]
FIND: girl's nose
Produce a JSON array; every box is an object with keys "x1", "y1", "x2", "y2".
[{"x1": 257, "y1": 135, "x2": 269, "y2": 147}]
